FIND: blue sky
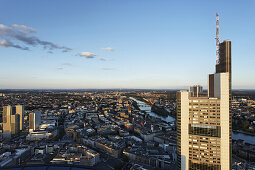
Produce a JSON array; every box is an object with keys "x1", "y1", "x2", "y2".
[{"x1": 0, "y1": 0, "x2": 254, "y2": 89}]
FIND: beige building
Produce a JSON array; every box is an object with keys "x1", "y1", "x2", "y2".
[
  {"x1": 2, "y1": 105, "x2": 22, "y2": 135},
  {"x1": 10, "y1": 114, "x2": 20, "y2": 135},
  {"x1": 177, "y1": 40, "x2": 231, "y2": 170},
  {"x1": 15, "y1": 105, "x2": 24, "y2": 131},
  {"x1": 189, "y1": 85, "x2": 203, "y2": 97},
  {"x1": 3, "y1": 105, "x2": 13, "y2": 135}
]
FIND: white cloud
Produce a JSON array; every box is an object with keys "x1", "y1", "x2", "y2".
[
  {"x1": 0, "y1": 24, "x2": 72, "y2": 52},
  {"x1": 101, "y1": 47, "x2": 114, "y2": 51},
  {"x1": 12, "y1": 24, "x2": 36, "y2": 33},
  {"x1": 79, "y1": 52, "x2": 97, "y2": 59}
]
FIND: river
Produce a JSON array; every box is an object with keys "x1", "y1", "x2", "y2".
[
  {"x1": 232, "y1": 132, "x2": 255, "y2": 144},
  {"x1": 130, "y1": 97, "x2": 255, "y2": 144},
  {"x1": 130, "y1": 97, "x2": 175, "y2": 123}
]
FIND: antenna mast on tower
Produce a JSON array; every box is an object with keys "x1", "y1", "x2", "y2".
[{"x1": 216, "y1": 13, "x2": 220, "y2": 64}]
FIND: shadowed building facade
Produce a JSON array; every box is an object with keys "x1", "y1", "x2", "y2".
[
  {"x1": 177, "y1": 40, "x2": 231, "y2": 170},
  {"x1": 29, "y1": 111, "x2": 41, "y2": 131}
]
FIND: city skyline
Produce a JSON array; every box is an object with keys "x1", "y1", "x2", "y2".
[{"x1": 0, "y1": 0, "x2": 254, "y2": 89}]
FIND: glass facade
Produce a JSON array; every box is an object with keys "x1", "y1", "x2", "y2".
[
  {"x1": 189, "y1": 161, "x2": 220, "y2": 170},
  {"x1": 189, "y1": 124, "x2": 220, "y2": 137}
]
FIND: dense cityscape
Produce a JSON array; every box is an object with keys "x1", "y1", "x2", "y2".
[
  {"x1": 0, "y1": 89, "x2": 255, "y2": 169},
  {"x1": 1, "y1": 0, "x2": 255, "y2": 170}
]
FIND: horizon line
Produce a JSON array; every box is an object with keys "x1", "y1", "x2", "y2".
[{"x1": 0, "y1": 88, "x2": 254, "y2": 91}]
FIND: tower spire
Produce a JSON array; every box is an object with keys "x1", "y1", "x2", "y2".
[{"x1": 216, "y1": 13, "x2": 220, "y2": 64}]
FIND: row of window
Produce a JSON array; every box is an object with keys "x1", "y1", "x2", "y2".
[
  {"x1": 189, "y1": 161, "x2": 220, "y2": 170},
  {"x1": 189, "y1": 124, "x2": 221, "y2": 137}
]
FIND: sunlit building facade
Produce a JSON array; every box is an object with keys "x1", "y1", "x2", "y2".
[
  {"x1": 2, "y1": 105, "x2": 23, "y2": 136},
  {"x1": 177, "y1": 40, "x2": 231, "y2": 170},
  {"x1": 15, "y1": 105, "x2": 24, "y2": 131}
]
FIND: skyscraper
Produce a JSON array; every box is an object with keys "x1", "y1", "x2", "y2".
[
  {"x1": 176, "y1": 39, "x2": 232, "y2": 170},
  {"x1": 3, "y1": 105, "x2": 13, "y2": 135},
  {"x1": 15, "y1": 105, "x2": 24, "y2": 131},
  {"x1": 29, "y1": 111, "x2": 41, "y2": 131},
  {"x1": 10, "y1": 114, "x2": 20, "y2": 135},
  {"x1": 2, "y1": 105, "x2": 21, "y2": 136},
  {"x1": 189, "y1": 85, "x2": 203, "y2": 97}
]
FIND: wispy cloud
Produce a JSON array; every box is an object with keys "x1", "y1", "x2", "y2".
[
  {"x1": 101, "y1": 47, "x2": 114, "y2": 51},
  {"x1": 102, "y1": 67, "x2": 115, "y2": 70},
  {"x1": 0, "y1": 40, "x2": 29, "y2": 50},
  {"x1": 12, "y1": 24, "x2": 36, "y2": 33},
  {"x1": 78, "y1": 52, "x2": 97, "y2": 59},
  {"x1": 62, "y1": 62, "x2": 72, "y2": 66},
  {"x1": 57, "y1": 63, "x2": 72, "y2": 70},
  {"x1": 99, "y1": 58, "x2": 106, "y2": 61},
  {"x1": 0, "y1": 24, "x2": 73, "y2": 52}
]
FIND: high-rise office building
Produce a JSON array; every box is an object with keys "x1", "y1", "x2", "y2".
[
  {"x1": 189, "y1": 85, "x2": 203, "y2": 97},
  {"x1": 29, "y1": 111, "x2": 41, "y2": 131},
  {"x1": 10, "y1": 114, "x2": 20, "y2": 135},
  {"x1": 15, "y1": 105, "x2": 24, "y2": 131},
  {"x1": 2, "y1": 105, "x2": 21, "y2": 135},
  {"x1": 3, "y1": 105, "x2": 13, "y2": 134},
  {"x1": 176, "y1": 40, "x2": 231, "y2": 170}
]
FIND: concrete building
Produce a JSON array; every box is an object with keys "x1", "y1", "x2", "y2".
[
  {"x1": 2, "y1": 105, "x2": 12, "y2": 135},
  {"x1": 176, "y1": 40, "x2": 231, "y2": 170},
  {"x1": 10, "y1": 114, "x2": 20, "y2": 135},
  {"x1": 15, "y1": 105, "x2": 24, "y2": 131},
  {"x1": 189, "y1": 85, "x2": 203, "y2": 97},
  {"x1": 29, "y1": 111, "x2": 41, "y2": 131},
  {"x1": 26, "y1": 130, "x2": 57, "y2": 141},
  {"x1": 2, "y1": 105, "x2": 21, "y2": 136}
]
